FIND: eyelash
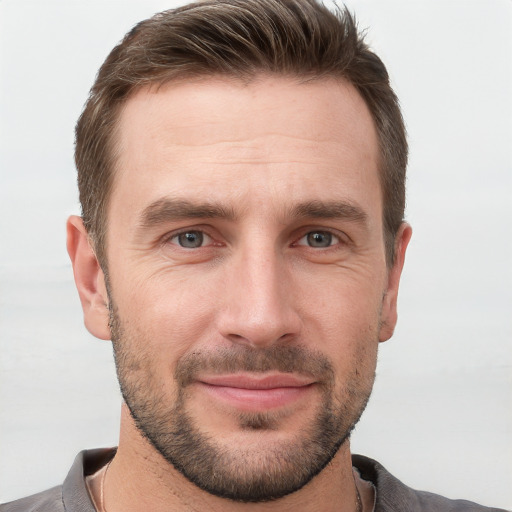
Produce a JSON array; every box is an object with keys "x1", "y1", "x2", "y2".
[
  {"x1": 167, "y1": 229, "x2": 215, "y2": 249},
  {"x1": 164, "y1": 227, "x2": 347, "y2": 250},
  {"x1": 294, "y1": 230, "x2": 341, "y2": 249}
]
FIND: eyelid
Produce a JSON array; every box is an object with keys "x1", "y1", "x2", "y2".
[
  {"x1": 162, "y1": 226, "x2": 217, "y2": 248},
  {"x1": 171, "y1": 230, "x2": 212, "y2": 247},
  {"x1": 292, "y1": 227, "x2": 349, "y2": 247},
  {"x1": 159, "y1": 225, "x2": 349, "y2": 249},
  {"x1": 296, "y1": 231, "x2": 339, "y2": 248}
]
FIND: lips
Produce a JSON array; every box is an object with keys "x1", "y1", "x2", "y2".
[{"x1": 196, "y1": 373, "x2": 315, "y2": 411}]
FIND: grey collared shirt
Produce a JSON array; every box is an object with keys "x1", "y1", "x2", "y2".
[{"x1": 1, "y1": 449, "x2": 508, "y2": 511}]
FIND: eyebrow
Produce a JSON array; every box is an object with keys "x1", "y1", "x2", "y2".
[
  {"x1": 291, "y1": 200, "x2": 368, "y2": 225},
  {"x1": 138, "y1": 197, "x2": 368, "y2": 229},
  {"x1": 139, "y1": 198, "x2": 236, "y2": 228}
]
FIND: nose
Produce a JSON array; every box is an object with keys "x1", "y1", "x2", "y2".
[{"x1": 216, "y1": 244, "x2": 302, "y2": 348}]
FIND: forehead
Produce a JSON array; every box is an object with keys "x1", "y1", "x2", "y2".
[
  {"x1": 116, "y1": 75, "x2": 377, "y2": 157},
  {"x1": 110, "y1": 76, "x2": 381, "y2": 222}
]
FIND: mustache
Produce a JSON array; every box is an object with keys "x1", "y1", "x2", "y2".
[{"x1": 174, "y1": 345, "x2": 335, "y2": 388}]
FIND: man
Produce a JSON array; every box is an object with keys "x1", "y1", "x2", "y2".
[{"x1": 1, "y1": 1, "x2": 507, "y2": 511}]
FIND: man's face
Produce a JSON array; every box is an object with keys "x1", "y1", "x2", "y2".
[{"x1": 100, "y1": 77, "x2": 406, "y2": 501}]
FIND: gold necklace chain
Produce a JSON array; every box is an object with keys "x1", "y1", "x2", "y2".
[
  {"x1": 100, "y1": 460, "x2": 112, "y2": 512},
  {"x1": 353, "y1": 470, "x2": 363, "y2": 512},
  {"x1": 355, "y1": 483, "x2": 363, "y2": 512}
]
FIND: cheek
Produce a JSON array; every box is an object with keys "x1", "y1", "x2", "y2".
[
  {"x1": 321, "y1": 312, "x2": 380, "y2": 379},
  {"x1": 302, "y1": 270, "x2": 385, "y2": 333},
  {"x1": 112, "y1": 268, "x2": 220, "y2": 358},
  {"x1": 302, "y1": 277, "x2": 382, "y2": 375}
]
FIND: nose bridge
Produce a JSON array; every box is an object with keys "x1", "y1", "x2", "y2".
[{"x1": 218, "y1": 236, "x2": 300, "y2": 347}]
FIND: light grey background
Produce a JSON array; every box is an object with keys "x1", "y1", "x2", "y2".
[{"x1": 1, "y1": 0, "x2": 511, "y2": 508}]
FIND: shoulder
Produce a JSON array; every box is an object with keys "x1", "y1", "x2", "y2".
[
  {"x1": 352, "y1": 454, "x2": 509, "y2": 512},
  {"x1": 0, "y1": 486, "x2": 64, "y2": 512},
  {"x1": 0, "y1": 448, "x2": 115, "y2": 512}
]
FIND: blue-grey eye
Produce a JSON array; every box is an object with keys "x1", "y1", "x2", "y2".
[
  {"x1": 307, "y1": 231, "x2": 332, "y2": 247},
  {"x1": 174, "y1": 231, "x2": 205, "y2": 248},
  {"x1": 297, "y1": 231, "x2": 338, "y2": 248}
]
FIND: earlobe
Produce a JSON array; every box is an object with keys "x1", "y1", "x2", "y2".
[
  {"x1": 379, "y1": 222, "x2": 412, "y2": 342},
  {"x1": 66, "y1": 215, "x2": 111, "y2": 340}
]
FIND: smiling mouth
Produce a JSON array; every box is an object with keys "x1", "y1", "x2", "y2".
[{"x1": 196, "y1": 373, "x2": 316, "y2": 411}]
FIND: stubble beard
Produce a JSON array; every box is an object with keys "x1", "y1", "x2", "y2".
[{"x1": 109, "y1": 302, "x2": 376, "y2": 503}]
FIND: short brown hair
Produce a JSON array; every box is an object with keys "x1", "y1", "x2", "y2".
[{"x1": 75, "y1": 0, "x2": 407, "y2": 266}]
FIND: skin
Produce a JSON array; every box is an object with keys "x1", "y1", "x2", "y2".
[{"x1": 67, "y1": 76, "x2": 411, "y2": 512}]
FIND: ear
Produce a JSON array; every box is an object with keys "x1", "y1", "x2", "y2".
[
  {"x1": 379, "y1": 222, "x2": 412, "y2": 342},
  {"x1": 67, "y1": 215, "x2": 111, "y2": 340}
]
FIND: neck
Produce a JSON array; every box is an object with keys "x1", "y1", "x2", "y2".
[{"x1": 103, "y1": 405, "x2": 360, "y2": 512}]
